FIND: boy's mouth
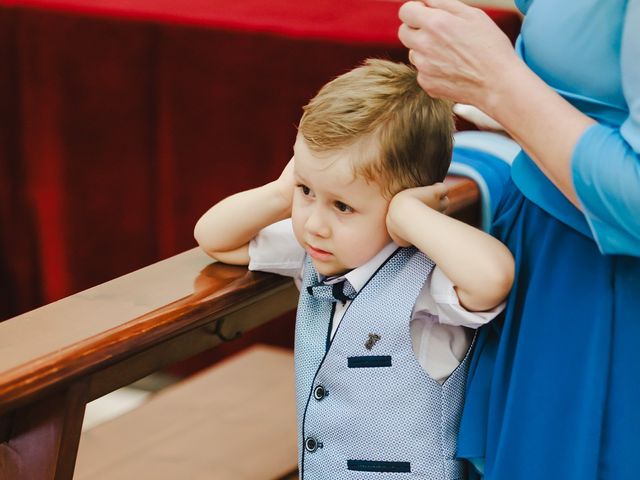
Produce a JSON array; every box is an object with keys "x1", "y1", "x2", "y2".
[{"x1": 307, "y1": 245, "x2": 332, "y2": 261}]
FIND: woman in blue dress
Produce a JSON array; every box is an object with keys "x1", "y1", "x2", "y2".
[{"x1": 398, "y1": 0, "x2": 640, "y2": 478}]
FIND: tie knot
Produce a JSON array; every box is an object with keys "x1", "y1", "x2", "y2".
[{"x1": 306, "y1": 279, "x2": 356, "y2": 305}]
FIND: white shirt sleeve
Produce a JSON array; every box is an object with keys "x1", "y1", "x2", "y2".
[
  {"x1": 421, "y1": 266, "x2": 505, "y2": 328},
  {"x1": 248, "y1": 219, "x2": 305, "y2": 286},
  {"x1": 410, "y1": 266, "x2": 505, "y2": 384}
]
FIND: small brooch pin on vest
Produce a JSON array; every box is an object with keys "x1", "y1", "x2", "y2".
[{"x1": 365, "y1": 333, "x2": 381, "y2": 350}]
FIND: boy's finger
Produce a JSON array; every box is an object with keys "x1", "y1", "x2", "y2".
[
  {"x1": 411, "y1": 183, "x2": 446, "y2": 196},
  {"x1": 407, "y1": 185, "x2": 448, "y2": 205},
  {"x1": 440, "y1": 195, "x2": 450, "y2": 212},
  {"x1": 431, "y1": 182, "x2": 449, "y2": 197}
]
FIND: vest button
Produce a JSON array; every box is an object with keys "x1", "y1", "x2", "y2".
[
  {"x1": 313, "y1": 385, "x2": 326, "y2": 401},
  {"x1": 305, "y1": 436, "x2": 319, "y2": 453}
]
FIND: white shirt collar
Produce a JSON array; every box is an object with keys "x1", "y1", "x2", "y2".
[{"x1": 318, "y1": 242, "x2": 398, "y2": 293}]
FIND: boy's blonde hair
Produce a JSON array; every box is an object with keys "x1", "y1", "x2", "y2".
[{"x1": 299, "y1": 59, "x2": 454, "y2": 197}]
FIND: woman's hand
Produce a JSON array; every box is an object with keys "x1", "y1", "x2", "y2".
[
  {"x1": 398, "y1": 0, "x2": 519, "y2": 114},
  {"x1": 386, "y1": 183, "x2": 449, "y2": 247}
]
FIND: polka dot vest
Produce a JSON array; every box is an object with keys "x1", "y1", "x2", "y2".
[{"x1": 295, "y1": 247, "x2": 471, "y2": 479}]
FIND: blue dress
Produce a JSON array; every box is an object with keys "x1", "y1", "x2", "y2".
[{"x1": 457, "y1": 1, "x2": 640, "y2": 478}]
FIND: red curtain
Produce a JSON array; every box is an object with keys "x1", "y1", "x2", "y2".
[{"x1": 0, "y1": 0, "x2": 521, "y2": 319}]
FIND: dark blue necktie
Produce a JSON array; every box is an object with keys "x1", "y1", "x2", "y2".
[{"x1": 306, "y1": 279, "x2": 357, "y2": 305}]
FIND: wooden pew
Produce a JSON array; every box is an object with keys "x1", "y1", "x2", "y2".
[{"x1": 0, "y1": 176, "x2": 479, "y2": 480}]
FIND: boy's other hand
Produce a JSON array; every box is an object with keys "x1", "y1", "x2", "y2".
[
  {"x1": 391, "y1": 183, "x2": 450, "y2": 214},
  {"x1": 386, "y1": 183, "x2": 449, "y2": 247}
]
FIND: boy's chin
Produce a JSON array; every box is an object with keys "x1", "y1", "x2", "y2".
[{"x1": 311, "y1": 260, "x2": 350, "y2": 278}]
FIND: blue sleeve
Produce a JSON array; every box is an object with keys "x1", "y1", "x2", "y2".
[{"x1": 571, "y1": 0, "x2": 640, "y2": 256}]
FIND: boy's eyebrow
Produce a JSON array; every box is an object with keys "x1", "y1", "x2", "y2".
[
  {"x1": 323, "y1": 186, "x2": 359, "y2": 208},
  {"x1": 293, "y1": 170, "x2": 355, "y2": 206},
  {"x1": 293, "y1": 170, "x2": 308, "y2": 184}
]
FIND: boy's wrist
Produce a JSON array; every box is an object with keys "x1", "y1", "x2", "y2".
[
  {"x1": 387, "y1": 194, "x2": 433, "y2": 246},
  {"x1": 263, "y1": 180, "x2": 293, "y2": 220}
]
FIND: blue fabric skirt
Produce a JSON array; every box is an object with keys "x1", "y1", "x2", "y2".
[{"x1": 457, "y1": 179, "x2": 640, "y2": 479}]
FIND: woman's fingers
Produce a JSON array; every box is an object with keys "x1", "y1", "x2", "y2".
[
  {"x1": 408, "y1": 49, "x2": 416, "y2": 66},
  {"x1": 398, "y1": 3, "x2": 456, "y2": 54},
  {"x1": 423, "y1": 0, "x2": 470, "y2": 16},
  {"x1": 397, "y1": 22, "x2": 419, "y2": 50},
  {"x1": 408, "y1": 49, "x2": 428, "y2": 69},
  {"x1": 398, "y1": 1, "x2": 428, "y2": 29},
  {"x1": 398, "y1": 0, "x2": 516, "y2": 106}
]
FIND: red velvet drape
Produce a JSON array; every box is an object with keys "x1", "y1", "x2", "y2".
[{"x1": 0, "y1": 0, "x2": 521, "y2": 320}]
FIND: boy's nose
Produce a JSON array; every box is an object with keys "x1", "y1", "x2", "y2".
[{"x1": 305, "y1": 208, "x2": 330, "y2": 238}]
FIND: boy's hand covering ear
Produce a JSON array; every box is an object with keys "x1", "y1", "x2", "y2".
[
  {"x1": 386, "y1": 183, "x2": 450, "y2": 247},
  {"x1": 274, "y1": 157, "x2": 296, "y2": 216},
  {"x1": 393, "y1": 183, "x2": 450, "y2": 213}
]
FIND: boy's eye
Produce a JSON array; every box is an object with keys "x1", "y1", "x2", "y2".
[
  {"x1": 335, "y1": 201, "x2": 353, "y2": 213},
  {"x1": 299, "y1": 184, "x2": 311, "y2": 196}
]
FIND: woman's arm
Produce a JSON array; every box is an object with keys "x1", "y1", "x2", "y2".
[
  {"x1": 398, "y1": 0, "x2": 593, "y2": 208},
  {"x1": 398, "y1": 0, "x2": 640, "y2": 255},
  {"x1": 386, "y1": 184, "x2": 514, "y2": 312},
  {"x1": 570, "y1": 0, "x2": 640, "y2": 255},
  {"x1": 193, "y1": 159, "x2": 294, "y2": 264}
]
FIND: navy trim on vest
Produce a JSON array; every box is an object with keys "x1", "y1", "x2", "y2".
[
  {"x1": 325, "y1": 302, "x2": 336, "y2": 352},
  {"x1": 347, "y1": 460, "x2": 411, "y2": 473},
  {"x1": 347, "y1": 355, "x2": 392, "y2": 368}
]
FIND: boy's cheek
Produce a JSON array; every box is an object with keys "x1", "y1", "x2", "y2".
[{"x1": 290, "y1": 211, "x2": 306, "y2": 247}]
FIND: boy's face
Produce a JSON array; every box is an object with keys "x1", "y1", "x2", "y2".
[{"x1": 292, "y1": 135, "x2": 392, "y2": 277}]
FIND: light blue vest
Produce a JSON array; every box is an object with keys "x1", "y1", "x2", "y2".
[{"x1": 295, "y1": 247, "x2": 471, "y2": 479}]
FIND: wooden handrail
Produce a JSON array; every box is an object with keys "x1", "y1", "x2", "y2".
[
  {"x1": 0, "y1": 254, "x2": 297, "y2": 414},
  {"x1": 0, "y1": 175, "x2": 478, "y2": 480}
]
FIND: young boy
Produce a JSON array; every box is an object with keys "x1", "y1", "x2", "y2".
[{"x1": 194, "y1": 59, "x2": 514, "y2": 479}]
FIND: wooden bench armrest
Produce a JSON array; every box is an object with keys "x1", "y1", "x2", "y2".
[
  {"x1": 0, "y1": 253, "x2": 298, "y2": 414},
  {"x1": 0, "y1": 175, "x2": 478, "y2": 479},
  {"x1": 0, "y1": 249, "x2": 301, "y2": 478}
]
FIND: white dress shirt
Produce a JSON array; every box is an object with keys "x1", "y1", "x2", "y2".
[{"x1": 249, "y1": 220, "x2": 503, "y2": 383}]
